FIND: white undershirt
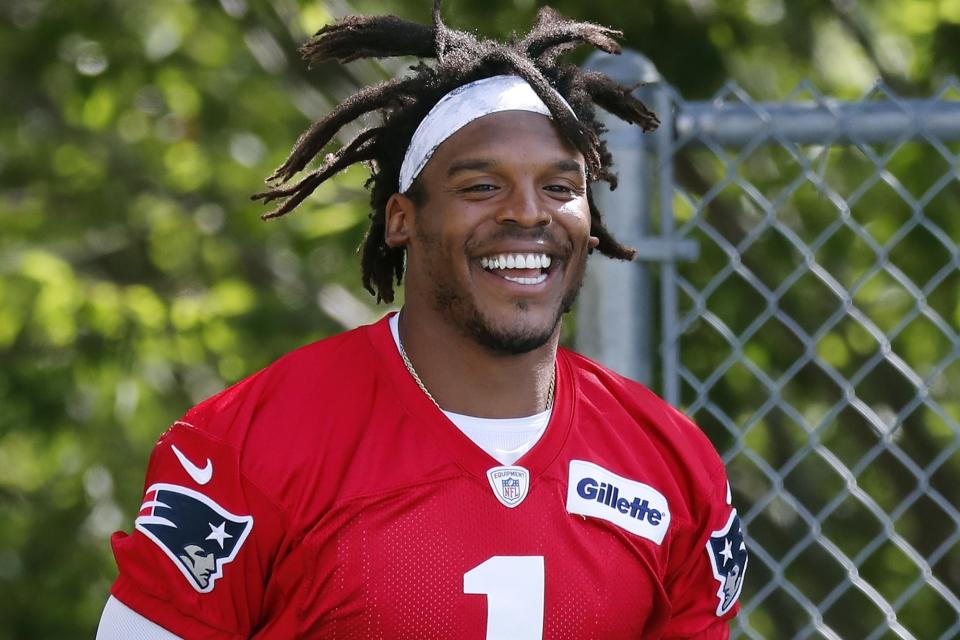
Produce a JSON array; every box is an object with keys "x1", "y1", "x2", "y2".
[
  {"x1": 389, "y1": 313, "x2": 550, "y2": 466},
  {"x1": 97, "y1": 596, "x2": 180, "y2": 639}
]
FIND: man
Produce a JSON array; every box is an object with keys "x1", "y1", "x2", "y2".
[{"x1": 98, "y1": 3, "x2": 747, "y2": 638}]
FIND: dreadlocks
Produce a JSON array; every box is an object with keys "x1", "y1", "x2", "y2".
[{"x1": 253, "y1": 1, "x2": 659, "y2": 303}]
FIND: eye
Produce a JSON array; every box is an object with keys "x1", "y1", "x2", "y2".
[
  {"x1": 460, "y1": 183, "x2": 499, "y2": 194},
  {"x1": 544, "y1": 183, "x2": 583, "y2": 196}
]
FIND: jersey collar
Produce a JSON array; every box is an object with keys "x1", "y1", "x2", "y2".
[{"x1": 364, "y1": 313, "x2": 576, "y2": 481}]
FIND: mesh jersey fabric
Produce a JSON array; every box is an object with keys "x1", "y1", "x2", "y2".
[{"x1": 108, "y1": 315, "x2": 744, "y2": 639}]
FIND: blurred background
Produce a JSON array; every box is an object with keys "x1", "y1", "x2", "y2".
[{"x1": 2, "y1": 0, "x2": 959, "y2": 637}]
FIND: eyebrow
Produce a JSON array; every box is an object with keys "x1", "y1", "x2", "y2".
[
  {"x1": 551, "y1": 158, "x2": 584, "y2": 174},
  {"x1": 447, "y1": 158, "x2": 499, "y2": 177},
  {"x1": 446, "y1": 157, "x2": 584, "y2": 177}
]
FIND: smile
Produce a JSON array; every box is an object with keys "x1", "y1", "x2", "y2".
[{"x1": 479, "y1": 253, "x2": 553, "y2": 285}]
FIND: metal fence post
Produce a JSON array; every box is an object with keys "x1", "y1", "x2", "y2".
[{"x1": 576, "y1": 50, "x2": 663, "y2": 385}]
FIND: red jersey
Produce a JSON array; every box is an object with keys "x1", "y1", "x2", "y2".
[{"x1": 110, "y1": 314, "x2": 746, "y2": 639}]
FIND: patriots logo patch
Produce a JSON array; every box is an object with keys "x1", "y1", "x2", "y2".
[
  {"x1": 135, "y1": 483, "x2": 253, "y2": 593},
  {"x1": 706, "y1": 509, "x2": 748, "y2": 616}
]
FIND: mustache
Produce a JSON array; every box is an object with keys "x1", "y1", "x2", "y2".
[{"x1": 467, "y1": 227, "x2": 573, "y2": 259}]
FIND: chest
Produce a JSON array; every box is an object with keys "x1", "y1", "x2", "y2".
[{"x1": 262, "y1": 472, "x2": 675, "y2": 640}]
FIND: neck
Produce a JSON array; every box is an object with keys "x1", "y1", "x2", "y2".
[{"x1": 397, "y1": 307, "x2": 558, "y2": 418}]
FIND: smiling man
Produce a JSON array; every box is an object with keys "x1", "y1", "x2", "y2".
[
  {"x1": 98, "y1": 3, "x2": 746, "y2": 639},
  {"x1": 389, "y1": 102, "x2": 595, "y2": 418}
]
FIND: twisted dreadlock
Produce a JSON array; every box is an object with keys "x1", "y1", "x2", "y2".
[{"x1": 253, "y1": 1, "x2": 659, "y2": 303}]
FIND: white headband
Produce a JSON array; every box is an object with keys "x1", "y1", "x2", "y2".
[{"x1": 398, "y1": 74, "x2": 576, "y2": 193}]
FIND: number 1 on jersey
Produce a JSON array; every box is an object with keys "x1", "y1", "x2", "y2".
[{"x1": 463, "y1": 555, "x2": 545, "y2": 640}]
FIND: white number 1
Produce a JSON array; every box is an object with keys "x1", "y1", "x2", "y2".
[{"x1": 463, "y1": 556, "x2": 545, "y2": 640}]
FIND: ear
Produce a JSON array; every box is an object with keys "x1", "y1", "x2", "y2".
[
  {"x1": 385, "y1": 193, "x2": 415, "y2": 248},
  {"x1": 588, "y1": 235, "x2": 600, "y2": 250}
]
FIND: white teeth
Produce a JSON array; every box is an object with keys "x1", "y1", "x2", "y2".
[
  {"x1": 504, "y1": 273, "x2": 548, "y2": 285},
  {"x1": 479, "y1": 253, "x2": 552, "y2": 272}
]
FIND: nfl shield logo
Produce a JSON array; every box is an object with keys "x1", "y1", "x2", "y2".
[
  {"x1": 486, "y1": 466, "x2": 530, "y2": 508},
  {"x1": 502, "y1": 478, "x2": 520, "y2": 500}
]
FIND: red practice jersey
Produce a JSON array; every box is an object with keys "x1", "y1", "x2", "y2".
[{"x1": 110, "y1": 314, "x2": 746, "y2": 639}]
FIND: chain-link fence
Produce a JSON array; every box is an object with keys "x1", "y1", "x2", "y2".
[{"x1": 579, "y1": 52, "x2": 960, "y2": 639}]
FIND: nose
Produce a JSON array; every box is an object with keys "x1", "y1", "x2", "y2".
[{"x1": 495, "y1": 183, "x2": 551, "y2": 228}]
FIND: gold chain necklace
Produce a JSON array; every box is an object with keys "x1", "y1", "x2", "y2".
[{"x1": 397, "y1": 336, "x2": 555, "y2": 412}]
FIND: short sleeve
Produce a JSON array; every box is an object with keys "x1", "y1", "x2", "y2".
[
  {"x1": 109, "y1": 420, "x2": 287, "y2": 640},
  {"x1": 660, "y1": 459, "x2": 748, "y2": 639}
]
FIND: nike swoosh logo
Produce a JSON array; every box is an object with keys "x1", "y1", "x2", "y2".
[{"x1": 171, "y1": 444, "x2": 213, "y2": 485}]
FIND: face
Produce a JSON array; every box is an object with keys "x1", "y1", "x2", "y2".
[
  {"x1": 387, "y1": 110, "x2": 597, "y2": 354},
  {"x1": 181, "y1": 544, "x2": 215, "y2": 586},
  {"x1": 723, "y1": 564, "x2": 741, "y2": 602}
]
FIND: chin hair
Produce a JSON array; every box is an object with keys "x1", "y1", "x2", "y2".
[
  {"x1": 465, "y1": 317, "x2": 556, "y2": 355},
  {"x1": 432, "y1": 252, "x2": 587, "y2": 355},
  {"x1": 464, "y1": 285, "x2": 581, "y2": 355}
]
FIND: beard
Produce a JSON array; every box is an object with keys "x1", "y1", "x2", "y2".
[
  {"x1": 422, "y1": 228, "x2": 589, "y2": 356},
  {"x1": 442, "y1": 283, "x2": 582, "y2": 355}
]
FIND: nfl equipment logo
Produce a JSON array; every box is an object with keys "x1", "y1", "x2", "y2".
[{"x1": 486, "y1": 466, "x2": 530, "y2": 508}]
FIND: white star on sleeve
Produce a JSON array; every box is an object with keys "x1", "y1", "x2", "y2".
[
  {"x1": 720, "y1": 538, "x2": 734, "y2": 565},
  {"x1": 205, "y1": 521, "x2": 233, "y2": 549}
]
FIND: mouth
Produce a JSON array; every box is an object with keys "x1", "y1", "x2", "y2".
[{"x1": 478, "y1": 252, "x2": 554, "y2": 286}]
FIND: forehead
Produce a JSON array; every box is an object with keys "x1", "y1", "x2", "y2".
[{"x1": 424, "y1": 110, "x2": 583, "y2": 171}]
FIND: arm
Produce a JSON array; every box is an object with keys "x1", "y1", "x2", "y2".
[
  {"x1": 106, "y1": 420, "x2": 287, "y2": 639},
  {"x1": 661, "y1": 472, "x2": 748, "y2": 638}
]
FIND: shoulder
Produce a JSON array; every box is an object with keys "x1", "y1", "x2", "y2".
[
  {"x1": 178, "y1": 321, "x2": 381, "y2": 445},
  {"x1": 560, "y1": 348, "x2": 726, "y2": 496},
  {"x1": 562, "y1": 348, "x2": 707, "y2": 440},
  {"x1": 152, "y1": 320, "x2": 389, "y2": 511},
  {"x1": 190, "y1": 323, "x2": 374, "y2": 429}
]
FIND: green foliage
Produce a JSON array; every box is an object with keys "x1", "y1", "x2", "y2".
[
  {"x1": 1, "y1": 1, "x2": 367, "y2": 636},
  {"x1": 2, "y1": 0, "x2": 958, "y2": 637}
]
